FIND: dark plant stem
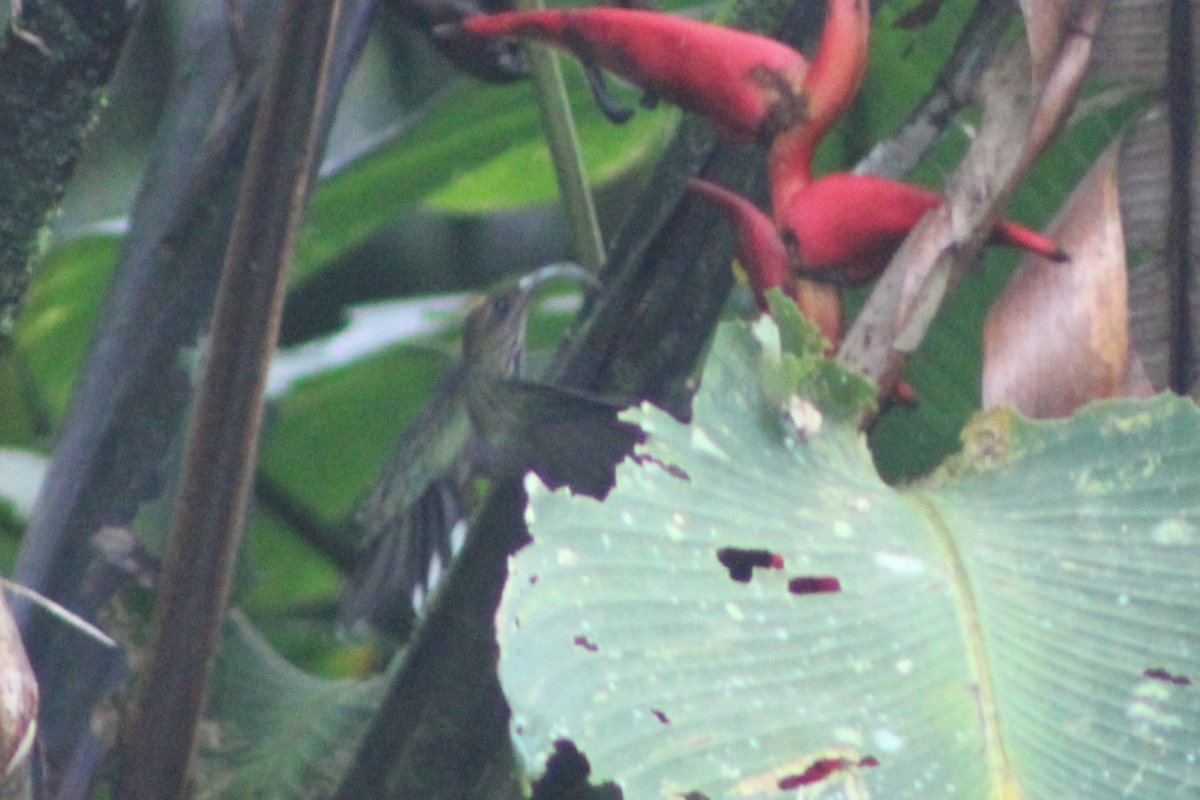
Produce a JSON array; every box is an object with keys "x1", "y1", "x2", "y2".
[
  {"x1": 254, "y1": 472, "x2": 358, "y2": 572},
  {"x1": 115, "y1": 1, "x2": 343, "y2": 797},
  {"x1": 1166, "y1": 0, "x2": 1194, "y2": 394}
]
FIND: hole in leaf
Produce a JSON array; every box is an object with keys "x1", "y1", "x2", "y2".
[
  {"x1": 532, "y1": 740, "x2": 624, "y2": 800},
  {"x1": 716, "y1": 547, "x2": 784, "y2": 583}
]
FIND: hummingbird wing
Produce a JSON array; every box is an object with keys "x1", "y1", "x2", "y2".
[
  {"x1": 339, "y1": 368, "x2": 476, "y2": 638},
  {"x1": 475, "y1": 379, "x2": 644, "y2": 498}
]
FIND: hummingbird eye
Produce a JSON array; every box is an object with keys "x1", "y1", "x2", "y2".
[{"x1": 491, "y1": 295, "x2": 512, "y2": 317}]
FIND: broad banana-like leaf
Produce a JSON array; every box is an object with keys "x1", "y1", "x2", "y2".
[{"x1": 502, "y1": 295, "x2": 1200, "y2": 799}]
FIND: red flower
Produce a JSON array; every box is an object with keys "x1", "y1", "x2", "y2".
[
  {"x1": 780, "y1": 174, "x2": 1068, "y2": 284},
  {"x1": 769, "y1": 0, "x2": 871, "y2": 210},
  {"x1": 457, "y1": 0, "x2": 1068, "y2": 368},
  {"x1": 690, "y1": 178, "x2": 842, "y2": 350},
  {"x1": 688, "y1": 179, "x2": 787, "y2": 310},
  {"x1": 693, "y1": 174, "x2": 1068, "y2": 351},
  {"x1": 453, "y1": 8, "x2": 810, "y2": 143}
]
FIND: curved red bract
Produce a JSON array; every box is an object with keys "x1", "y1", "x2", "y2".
[
  {"x1": 458, "y1": 8, "x2": 809, "y2": 143},
  {"x1": 456, "y1": 0, "x2": 1068, "y2": 353}
]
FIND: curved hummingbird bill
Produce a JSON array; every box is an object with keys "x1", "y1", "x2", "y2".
[{"x1": 516, "y1": 261, "x2": 598, "y2": 292}]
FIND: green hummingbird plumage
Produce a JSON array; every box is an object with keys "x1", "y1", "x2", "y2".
[{"x1": 340, "y1": 265, "x2": 641, "y2": 636}]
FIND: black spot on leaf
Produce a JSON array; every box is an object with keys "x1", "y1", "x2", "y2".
[
  {"x1": 1145, "y1": 667, "x2": 1192, "y2": 686},
  {"x1": 574, "y1": 635, "x2": 599, "y2": 652},
  {"x1": 716, "y1": 547, "x2": 784, "y2": 583}
]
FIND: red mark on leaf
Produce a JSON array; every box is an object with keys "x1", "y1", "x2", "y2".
[
  {"x1": 651, "y1": 708, "x2": 670, "y2": 724},
  {"x1": 632, "y1": 453, "x2": 691, "y2": 481},
  {"x1": 574, "y1": 635, "x2": 599, "y2": 652},
  {"x1": 1145, "y1": 668, "x2": 1192, "y2": 686},
  {"x1": 779, "y1": 758, "x2": 845, "y2": 789},
  {"x1": 778, "y1": 755, "x2": 878, "y2": 789},
  {"x1": 787, "y1": 576, "x2": 841, "y2": 595},
  {"x1": 716, "y1": 547, "x2": 785, "y2": 583}
]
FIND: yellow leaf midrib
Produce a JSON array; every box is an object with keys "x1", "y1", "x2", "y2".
[{"x1": 908, "y1": 489, "x2": 1024, "y2": 800}]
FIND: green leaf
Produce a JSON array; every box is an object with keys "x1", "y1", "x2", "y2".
[
  {"x1": 260, "y1": 343, "x2": 453, "y2": 525},
  {"x1": 423, "y1": 83, "x2": 672, "y2": 215},
  {"x1": 14, "y1": 232, "x2": 123, "y2": 421},
  {"x1": 199, "y1": 615, "x2": 383, "y2": 799},
  {"x1": 502, "y1": 316, "x2": 1200, "y2": 799},
  {"x1": 293, "y1": 72, "x2": 670, "y2": 286},
  {"x1": 763, "y1": 289, "x2": 877, "y2": 426}
]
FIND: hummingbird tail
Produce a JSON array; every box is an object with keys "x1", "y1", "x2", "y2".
[{"x1": 338, "y1": 480, "x2": 467, "y2": 639}]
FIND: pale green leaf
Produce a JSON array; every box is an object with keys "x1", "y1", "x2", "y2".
[{"x1": 502, "y1": 315, "x2": 1200, "y2": 799}]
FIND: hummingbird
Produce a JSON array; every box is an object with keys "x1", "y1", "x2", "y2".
[{"x1": 339, "y1": 264, "x2": 641, "y2": 637}]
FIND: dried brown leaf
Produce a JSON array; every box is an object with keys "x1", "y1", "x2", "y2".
[
  {"x1": 1101, "y1": 0, "x2": 1200, "y2": 392},
  {"x1": 1090, "y1": 0, "x2": 1169, "y2": 85},
  {"x1": 982, "y1": 140, "x2": 1129, "y2": 417},
  {"x1": 1022, "y1": 0, "x2": 1106, "y2": 170},
  {"x1": 0, "y1": 592, "x2": 36, "y2": 796},
  {"x1": 841, "y1": 5, "x2": 1100, "y2": 396}
]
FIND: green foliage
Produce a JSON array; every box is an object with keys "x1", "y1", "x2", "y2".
[
  {"x1": 506, "y1": 314, "x2": 1200, "y2": 798},
  {"x1": 261, "y1": 343, "x2": 455, "y2": 525},
  {"x1": 763, "y1": 289, "x2": 877, "y2": 425},
  {"x1": 11, "y1": 233, "x2": 123, "y2": 423},
  {"x1": 293, "y1": 72, "x2": 671, "y2": 286},
  {"x1": 198, "y1": 616, "x2": 387, "y2": 799},
  {"x1": 0, "y1": 2, "x2": 1189, "y2": 797}
]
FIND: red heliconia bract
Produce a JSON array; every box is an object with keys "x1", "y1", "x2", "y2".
[
  {"x1": 781, "y1": 173, "x2": 1069, "y2": 284},
  {"x1": 454, "y1": 8, "x2": 810, "y2": 143},
  {"x1": 688, "y1": 178, "x2": 787, "y2": 309},
  {"x1": 690, "y1": 178, "x2": 842, "y2": 350},
  {"x1": 769, "y1": 0, "x2": 872, "y2": 210}
]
